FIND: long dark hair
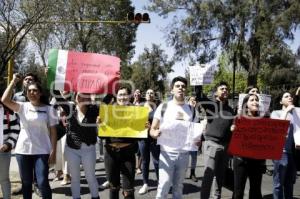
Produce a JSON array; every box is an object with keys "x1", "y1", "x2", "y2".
[
  {"x1": 26, "y1": 82, "x2": 49, "y2": 105},
  {"x1": 241, "y1": 94, "x2": 259, "y2": 117},
  {"x1": 245, "y1": 85, "x2": 260, "y2": 94}
]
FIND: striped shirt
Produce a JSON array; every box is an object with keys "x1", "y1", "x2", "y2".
[{"x1": 1, "y1": 105, "x2": 20, "y2": 151}]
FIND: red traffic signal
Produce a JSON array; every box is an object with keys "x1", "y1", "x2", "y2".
[{"x1": 127, "y1": 12, "x2": 150, "y2": 23}]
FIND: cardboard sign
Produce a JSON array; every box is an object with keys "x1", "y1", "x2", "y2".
[
  {"x1": 189, "y1": 64, "x2": 217, "y2": 85},
  {"x1": 48, "y1": 49, "x2": 120, "y2": 94},
  {"x1": 158, "y1": 119, "x2": 206, "y2": 151},
  {"x1": 228, "y1": 117, "x2": 289, "y2": 160},
  {"x1": 98, "y1": 105, "x2": 149, "y2": 138}
]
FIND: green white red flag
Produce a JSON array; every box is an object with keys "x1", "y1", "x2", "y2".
[{"x1": 47, "y1": 49, "x2": 120, "y2": 94}]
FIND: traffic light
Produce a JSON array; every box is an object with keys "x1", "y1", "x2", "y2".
[{"x1": 127, "y1": 12, "x2": 150, "y2": 23}]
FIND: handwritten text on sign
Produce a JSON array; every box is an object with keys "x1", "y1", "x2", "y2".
[
  {"x1": 98, "y1": 105, "x2": 149, "y2": 138},
  {"x1": 228, "y1": 117, "x2": 289, "y2": 160},
  {"x1": 189, "y1": 64, "x2": 217, "y2": 85},
  {"x1": 66, "y1": 51, "x2": 120, "y2": 94},
  {"x1": 158, "y1": 119, "x2": 206, "y2": 151}
]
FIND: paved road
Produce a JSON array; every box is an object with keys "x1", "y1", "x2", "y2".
[{"x1": 4, "y1": 151, "x2": 300, "y2": 199}]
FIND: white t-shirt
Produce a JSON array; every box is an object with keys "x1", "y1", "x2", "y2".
[
  {"x1": 15, "y1": 102, "x2": 58, "y2": 154},
  {"x1": 154, "y1": 100, "x2": 195, "y2": 152}
]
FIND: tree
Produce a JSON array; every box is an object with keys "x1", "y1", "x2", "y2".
[
  {"x1": 147, "y1": 0, "x2": 300, "y2": 85},
  {"x1": 24, "y1": 0, "x2": 138, "y2": 79},
  {"x1": 203, "y1": 52, "x2": 247, "y2": 96},
  {"x1": 130, "y1": 44, "x2": 174, "y2": 95},
  {"x1": 0, "y1": 0, "x2": 53, "y2": 76}
]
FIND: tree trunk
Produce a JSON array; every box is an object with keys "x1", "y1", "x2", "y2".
[{"x1": 248, "y1": 36, "x2": 260, "y2": 86}]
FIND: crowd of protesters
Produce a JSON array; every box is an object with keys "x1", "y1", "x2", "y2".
[{"x1": 0, "y1": 72, "x2": 300, "y2": 199}]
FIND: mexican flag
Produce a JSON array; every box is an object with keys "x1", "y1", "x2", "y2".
[{"x1": 47, "y1": 49, "x2": 120, "y2": 94}]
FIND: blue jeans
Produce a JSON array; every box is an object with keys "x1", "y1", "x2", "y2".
[
  {"x1": 0, "y1": 152, "x2": 11, "y2": 199},
  {"x1": 15, "y1": 154, "x2": 51, "y2": 199},
  {"x1": 138, "y1": 139, "x2": 160, "y2": 184},
  {"x1": 65, "y1": 144, "x2": 99, "y2": 199},
  {"x1": 156, "y1": 150, "x2": 189, "y2": 199},
  {"x1": 273, "y1": 152, "x2": 296, "y2": 199}
]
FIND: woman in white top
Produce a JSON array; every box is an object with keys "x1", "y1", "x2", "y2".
[{"x1": 1, "y1": 73, "x2": 58, "y2": 199}]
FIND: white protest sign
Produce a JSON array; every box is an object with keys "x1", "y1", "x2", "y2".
[
  {"x1": 189, "y1": 64, "x2": 217, "y2": 85},
  {"x1": 292, "y1": 108, "x2": 300, "y2": 147},
  {"x1": 157, "y1": 119, "x2": 206, "y2": 151},
  {"x1": 0, "y1": 105, "x2": 4, "y2": 146},
  {"x1": 238, "y1": 94, "x2": 271, "y2": 116}
]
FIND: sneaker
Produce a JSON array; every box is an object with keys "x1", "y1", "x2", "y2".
[
  {"x1": 60, "y1": 175, "x2": 71, "y2": 185},
  {"x1": 136, "y1": 168, "x2": 142, "y2": 174},
  {"x1": 12, "y1": 186, "x2": 22, "y2": 195},
  {"x1": 190, "y1": 174, "x2": 198, "y2": 182},
  {"x1": 33, "y1": 184, "x2": 42, "y2": 197},
  {"x1": 53, "y1": 170, "x2": 63, "y2": 181},
  {"x1": 98, "y1": 157, "x2": 104, "y2": 162},
  {"x1": 99, "y1": 181, "x2": 110, "y2": 189},
  {"x1": 138, "y1": 184, "x2": 148, "y2": 195}
]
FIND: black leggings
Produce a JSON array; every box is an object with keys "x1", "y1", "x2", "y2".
[
  {"x1": 233, "y1": 157, "x2": 264, "y2": 199},
  {"x1": 105, "y1": 144, "x2": 136, "y2": 199}
]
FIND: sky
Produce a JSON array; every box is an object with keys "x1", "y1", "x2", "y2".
[
  {"x1": 132, "y1": 0, "x2": 300, "y2": 80},
  {"x1": 131, "y1": 0, "x2": 187, "y2": 80}
]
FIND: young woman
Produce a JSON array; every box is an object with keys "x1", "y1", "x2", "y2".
[
  {"x1": 138, "y1": 89, "x2": 160, "y2": 194},
  {"x1": 271, "y1": 92, "x2": 297, "y2": 199},
  {"x1": 0, "y1": 101, "x2": 20, "y2": 199},
  {"x1": 1, "y1": 74, "x2": 58, "y2": 199},
  {"x1": 103, "y1": 87, "x2": 137, "y2": 199},
  {"x1": 233, "y1": 94, "x2": 266, "y2": 199},
  {"x1": 59, "y1": 92, "x2": 100, "y2": 199}
]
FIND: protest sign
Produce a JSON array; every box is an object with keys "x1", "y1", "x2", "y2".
[
  {"x1": 0, "y1": 105, "x2": 3, "y2": 146},
  {"x1": 98, "y1": 105, "x2": 149, "y2": 138},
  {"x1": 292, "y1": 108, "x2": 300, "y2": 147},
  {"x1": 238, "y1": 94, "x2": 271, "y2": 116},
  {"x1": 47, "y1": 49, "x2": 120, "y2": 94},
  {"x1": 228, "y1": 117, "x2": 289, "y2": 160},
  {"x1": 189, "y1": 64, "x2": 217, "y2": 85},
  {"x1": 157, "y1": 119, "x2": 206, "y2": 151}
]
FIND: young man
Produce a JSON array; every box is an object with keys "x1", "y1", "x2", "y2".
[
  {"x1": 151, "y1": 76, "x2": 196, "y2": 199},
  {"x1": 195, "y1": 82, "x2": 234, "y2": 199}
]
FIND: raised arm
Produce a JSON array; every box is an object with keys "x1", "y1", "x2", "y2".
[{"x1": 1, "y1": 74, "x2": 21, "y2": 112}]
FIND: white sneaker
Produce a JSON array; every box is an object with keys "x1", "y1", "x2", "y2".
[
  {"x1": 138, "y1": 184, "x2": 148, "y2": 195},
  {"x1": 100, "y1": 181, "x2": 110, "y2": 189}
]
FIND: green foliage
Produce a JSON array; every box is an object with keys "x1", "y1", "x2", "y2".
[
  {"x1": 203, "y1": 53, "x2": 247, "y2": 95},
  {"x1": 129, "y1": 44, "x2": 174, "y2": 94},
  {"x1": 147, "y1": 0, "x2": 300, "y2": 85},
  {"x1": 1, "y1": 0, "x2": 138, "y2": 83}
]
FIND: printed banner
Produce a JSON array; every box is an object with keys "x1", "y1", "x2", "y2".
[
  {"x1": 238, "y1": 94, "x2": 271, "y2": 116},
  {"x1": 228, "y1": 117, "x2": 289, "y2": 159},
  {"x1": 157, "y1": 119, "x2": 206, "y2": 151},
  {"x1": 292, "y1": 108, "x2": 300, "y2": 147},
  {"x1": 0, "y1": 105, "x2": 4, "y2": 146},
  {"x1": 98, "y1": 105, "x2": 149, "y2": 138},
  {"x1": 189, "y1": 64, "x2": 217, "y2": 85},
  {"x1": 47, "y1": 49, "x2": 120, "y2": 94}
]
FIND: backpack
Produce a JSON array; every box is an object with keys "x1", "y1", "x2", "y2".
[{"x1": 160, "y1": 102, "x2": 196, "y2": 121}]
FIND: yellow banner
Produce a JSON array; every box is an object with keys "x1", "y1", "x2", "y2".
[{"x1": 98, "y1": 105, "x2": 149, "y2": 138}]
